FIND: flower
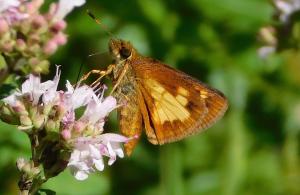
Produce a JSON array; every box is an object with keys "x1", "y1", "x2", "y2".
[
  {"x1": 78, "y1": 94, "x2": 117, "y2": 132},
  {"x1": 68, "y1": 134, "x2": 131, "y2": 180},
  {"x1": 0, "y1": 0, "x2": 20, "y2": 13},
  {"x1": 258, "y1": 46, "x2": 276, "y2": 59},
  {"x1": 1, "y1": 66, "x2": 132, "y2": 181},
  {"x1": 0, "y1": 0, "x2": 86, "y2": 74},
  {"x1": 0, "y1": 0, "x2": 28, "y2": 24},
  {"x1": 52, "y1": 0, "x2": 86, "y2": 21},
  {"x1": 274, "y1": 0, "x2": 300, "y2": 22}
]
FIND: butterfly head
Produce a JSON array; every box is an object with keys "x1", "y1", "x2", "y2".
[{"x1": 109, "y1": 39, "x2": 135, "y2": 62}]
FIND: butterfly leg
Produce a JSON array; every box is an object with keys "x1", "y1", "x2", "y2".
[
  {"x1": 109, "y1": 63, "x2": 129, "y2": 95},
  {"x1": 79, "y1": 64, "x2": 115, "y2": 85}
]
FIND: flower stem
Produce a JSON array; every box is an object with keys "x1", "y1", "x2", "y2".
[{"x1": 160, "y1": 144, "x2": 184, "y2": 195}]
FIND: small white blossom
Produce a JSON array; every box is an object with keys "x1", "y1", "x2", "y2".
[
  {"x1": 63, "y1": 81, "x2": 94, "y2": 110},
  {"x1": 42, "y1": 65, "x2": 61, "y2": 104},
  {"x1": 3, "y1": 72, "x2": 58, "y2": 106},
  {"x1": 53, "y1": 0, "x2": 86, "y2": 21},
  {"x1": 275, "y1": 0, "x2": 300, "y2": 22},
  {"x1": 68, "y1": 134, "x2": 130, "y2": 180},
  {"x1": 79, "y1": 94, "x2": 117, "y2": 131},
  {"x1": 0, "y1": 0, "x2": 28, "y2": 24},
  {"x1": 258, "y1": 46, "x2": 276, "y2": 58},
  {"x1": 0, "y1": 0, "x2": 20, "y2": 13}
]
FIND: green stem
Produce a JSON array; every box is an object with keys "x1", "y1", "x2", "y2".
[{"x1": 160, "y1": 144, "x2": 184, "y2": 195}]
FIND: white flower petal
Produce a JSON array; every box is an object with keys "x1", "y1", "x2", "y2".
[
  {"x1": 74, "y1": 170, "x2": 89, "y2": 180},
  {"x1": 93, "y1": 159, "x2": 104, "y2": 171},
  {"x1": 0, "y1": 0, "x2": 20, "y2": 13},
  {"x1": 54, "y1": 0, "x2": 86, "y2": 21}
]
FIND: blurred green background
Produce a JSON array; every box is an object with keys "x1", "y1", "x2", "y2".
[{"x1": 1, "y1": 0, "x2": 300, "y2": 194}]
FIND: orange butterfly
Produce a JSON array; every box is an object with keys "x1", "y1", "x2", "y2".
[{"x1": 82, "y1": 39, "x2": 228, "y2": 155}]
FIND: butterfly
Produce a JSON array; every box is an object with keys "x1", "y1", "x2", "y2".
[{"x1": 82, "y1": 39, "x2": 228, "y2": 155}]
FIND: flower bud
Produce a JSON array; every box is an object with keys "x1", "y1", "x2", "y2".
[
  {"x1": 20, "y1": 20, "x2": 31, "y2": 34},
  {"x1": 43, "y1": 103, "x2": 54, "y2": 116},
  {"x1": 0, "y1": 105, "x2": 19, "y2": 124},
  {"x1": 0, "y1": 19, "x2": 9, "y2": 35},
  {"x1": 33, "y1": 60, "x2": 50, "y2": 74},
  {"x1": 43, "y1": 40, "x2": 58, "y2": 55},
  {"x1": 29, "y1": 43, "x2": 41, "y2": 54},
  {"x1": 73, "y1": 121, "x2": 85, "y2": 133},
  {"x1": 12, "y1": 101, "x2": 28, "y2": 116},
  {"x1": 53, "y1": 32, "x2": 67, "y2": 45},
  {"x1": 32, "y1": 15, "x2": 46, "y2": 28},
  {"x1": 16, "y1": 39, "x2": 26, "y2": 51},
  {"x1": 29, "y1": 57, "x2": 40, "y2": 66},
  {"x1": 32, "y1": 114, "x2": 45, "y2": 129},
  {"x1": 26, "y1": 0, "x2": 44, "y2": 15},
  {"x1": 1, "y1": 40, "x2": 15, "y2": 53},
  {"x1": 258, "y1": 26, "x2": 277, "y2": 46},
  {"x1": 16, "y1": 158, "x2": 27, "y2": 171},
  {"x1": 20, "y1": 115, "x2": 32, "y2": 126},
  {"x1": 45, "y1": 119, "x2": 59, "y2": 133},
  {"x1": 61, "y1": 129, "x2": 72, "y2": 140},
  {"x1": 51, "y1": 20, "x2": 66, "y2": 31}
]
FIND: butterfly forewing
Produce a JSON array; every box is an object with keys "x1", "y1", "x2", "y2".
[{"x1": 131, "y1": 57, "x2": 228, "y2": 144}]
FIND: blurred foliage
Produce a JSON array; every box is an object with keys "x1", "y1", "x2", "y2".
[{"x1": 1, "y1": 0, "x2": 300, "y2": 194}]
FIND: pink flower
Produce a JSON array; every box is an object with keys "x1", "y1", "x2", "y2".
[
  {"x1": 0, "y1": 0, "x2": 28, "y2": 24},
  {"x1": 53, "y1": 32, "x2": 67, "y2": 45},
  {"x1": 0, "y1": 0, "x2": 20, "y2": 13},
  {"x1": 68, "y1": 134, "x2": 131, "y2": 180},
  {"x1": 42, "y1": 65, "x2": 61, "y2": 104},
  {"x1": 3, "y1": 66, "x2": 61, "y2": 106},
  {"x1": 0, "y1": 18, "x2": 9, "y2": 34},
  {"x1": 43, "y1": 40, "x2": 58, "y2": 55},
  {"x1": 79, "y1": 94, "x2": 117, "y2": 132}
]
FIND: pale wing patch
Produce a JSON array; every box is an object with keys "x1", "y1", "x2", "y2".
[
  {"x1": 177, "y1": 87, "x2": 189, "y2": 96},
  {"x1": 146, "y1": 79, "x2": 190, "y2": 124},
  {"x1": 200, "y1": 90, "x2": 208, "y2": 99},
  {"x1": 176, "y1": 94, "x2": 188, "y2": 106}
]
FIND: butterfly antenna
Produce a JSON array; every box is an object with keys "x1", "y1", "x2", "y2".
[{"x1": 86, "y1": 9, "x2": 115, "y2": 38}]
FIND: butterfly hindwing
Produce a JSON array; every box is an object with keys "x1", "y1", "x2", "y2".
[{"x1": 131, "y1": 57, "x2": 228, "y2": 144}]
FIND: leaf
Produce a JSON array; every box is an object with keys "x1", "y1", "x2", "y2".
[{"x1": 37, "y1": 189, "x2": 57, "y2": 195}]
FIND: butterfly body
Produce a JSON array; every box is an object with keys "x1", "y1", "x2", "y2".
[{"x1": 108, "y1": 39, "x2": 228, "y2": 155}]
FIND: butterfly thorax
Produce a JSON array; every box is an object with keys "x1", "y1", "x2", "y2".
[{"x1": 108, "y1": 39, "x2": 139, "y2": 103}]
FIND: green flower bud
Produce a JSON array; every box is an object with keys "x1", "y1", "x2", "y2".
[
  {"x1": 28, "y1": 43, "x2": 40, "y2": 54},
  {"x1": 20, "y1": 115, "x2": 32, "y2": 126},
  {"x1": 34, "y1": 60, "x2": 50, "y2": 74},
  {"x1": 45, "y1": 119, "x2": 59, "y2": 133},
  {"x1": 32, "y1": 114, "x2": 45, "y2": 129},
  {"x1": 16, "y1": 39, "x2": 26, "y2": 51},
  {"x1": 0, "y1": 105, "x2": 19, "y2": 124},
  {"x1": 43, "y1": 103, "x2": 53, "y2": 116}
]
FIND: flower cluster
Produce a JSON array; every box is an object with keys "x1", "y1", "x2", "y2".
[
  {"x1": 0, "y1": 0, "x2": 85, "y2": 74},
  {"x1": 258, "y1": 0, "x2": 300, "y2": 58},
  {"x1": 274, "y1": 0, "x2": 300, "y2": 22},
  {"x1": 0, "y1": 66, "x2": 131, "y2": 180}
]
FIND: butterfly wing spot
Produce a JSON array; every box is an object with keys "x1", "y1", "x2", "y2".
[
  {"x1": 200, "y1": 90, "x2": 209, "y2": 99},
  {"x1": 175, "y1": 94, "x2": 188, "y2": 106},
  {"x1": 147, "y1": 79, "x2": 191, "y2": 124},
  {"x1": 177, "y1": 87, "x2": 189, "y2": 96}
]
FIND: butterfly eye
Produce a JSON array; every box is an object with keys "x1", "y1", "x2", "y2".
[{"x1": 120, "y1": 47, "x2": 131, "y2": 59}]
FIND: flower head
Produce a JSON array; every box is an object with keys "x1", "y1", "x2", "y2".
[
  {"x1": 274, "y1": 0, "x2": 300, "y2": 22},
  {"x1": 1, "y1": 66, "x2": 132, "y2": 180},
  {"x1": 68, "y1": 134, "x2": 131, "y2": 180},
  {"x1": 0, "y1": 0, "x2": 86, "y2": 74}
]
